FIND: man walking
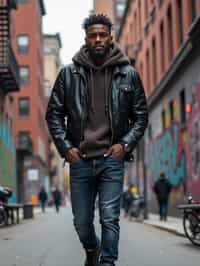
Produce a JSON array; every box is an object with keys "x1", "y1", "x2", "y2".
[
  {"x1": 46, "y1": 14, "x2": 148, "y2": 266},
  {"x1": 38, "y1": 186, "x2": 48, "y2": 213},
  {"x1": 153, "y1": 172, "x2": 172, "y2": 221},
  {"x1": 52, "y1": 187, "x2": 62, "y2": 213}
]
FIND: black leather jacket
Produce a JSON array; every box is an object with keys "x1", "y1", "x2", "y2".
[{"x1": 46, "y1": 63, "x2": 148, "y2": 161}]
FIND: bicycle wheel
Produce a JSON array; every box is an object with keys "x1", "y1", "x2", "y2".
[{"x1": 183, "y1": 212, "x2": 200, "y2": 246}]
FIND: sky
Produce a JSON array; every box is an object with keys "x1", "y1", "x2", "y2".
[{"x1": 43, "y1": 0, "x2": 93, "y2": 64}]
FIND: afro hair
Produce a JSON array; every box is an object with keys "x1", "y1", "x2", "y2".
[{"x1": 83, "y1": 14, "x2": 113, "y2": 32}]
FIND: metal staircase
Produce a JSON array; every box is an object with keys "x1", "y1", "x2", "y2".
[{"x1": 0, "y1": 0, "x2": 19, "y2": 93}]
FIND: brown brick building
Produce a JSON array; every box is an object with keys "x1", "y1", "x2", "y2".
[
  {"x1": 12, "y1": 0, "x2": 48, "y2": 203},
  {"x1": 94, "y1": 0, "x2": 114, "y2": 19},
  {"x1": 0, "y1": 0, "x2": 19, "y2": 202},
  {"x1": 118, "y1": 0, "x2": 200, "y2": 215},
  {"x1": 44, "y1": 33, "x2": 65, "y2": 191},
  {"x1": 118, "y1": 0, "x2": 200, "y2": 96},
  {"x1": 93, "y1": 0, "x2": 127, "y2": 37}
]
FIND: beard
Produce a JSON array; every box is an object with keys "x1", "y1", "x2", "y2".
[{"x1": 88, "y1": 44, "x2": 110, "y2": 60}]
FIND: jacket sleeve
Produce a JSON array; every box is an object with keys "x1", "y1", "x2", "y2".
[
  {"x1": 45, "y1": 67, "x2": 73, "y2": 158},
  {"x1": 120, "y1": 69, "x2": 148, "y2": 152}
]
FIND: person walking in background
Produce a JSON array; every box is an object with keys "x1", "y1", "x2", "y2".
[
  {"x1": 52, "y1": 187, "x2": 62, "y2": 213},
  {"x1": 122, "y1": 183, "x2": 138, "y2": 217},
  {"x1": 38, "y1": 186, "x2": 48, "y2": 213},
  {"x1": 46, "y1": 14, "x2": 148, "y2": 266},
  {"x1": 153, "y1": 172, "x2": 172, "y2": 221}
]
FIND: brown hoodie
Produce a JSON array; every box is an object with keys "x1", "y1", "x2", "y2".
[{"x1": 72, "y1": 42, "x2": 130, "y2": 158}]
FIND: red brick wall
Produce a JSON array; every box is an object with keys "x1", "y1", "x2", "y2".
[
  {"x1": 118, "y1": 0, "x2": 200, "y2": 97},
  {"x1": 12, "y1": 1, "x2": 48, "y2": 163}
]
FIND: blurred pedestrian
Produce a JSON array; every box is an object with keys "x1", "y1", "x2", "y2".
[
  {"x1": 38, "y1": 186, "x2": 48, "y2": 213},
  {"x1": 46, "y1": 14, "x2": 148, "y2": 266},
  {"x1": 122, "y1": 183, "x2": 138, "y2": 217},
  {"x1": 153, "y1": 172, "x2": 172, "y2": 221},
  {"x1": 52, "y1": 187, "x2": 62, "y2": 213}
]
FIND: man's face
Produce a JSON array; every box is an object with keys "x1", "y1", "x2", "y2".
[{"x1": 85, "y1": 24, "x2": 113, "y2": 58}]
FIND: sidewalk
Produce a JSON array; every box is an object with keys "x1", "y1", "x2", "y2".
[
  {"x1": 143, "y1": 213, "x2": 185, "y2": 237},
  {"x1": 12, "y1": 206, "x2": 187, "y2": 237}
]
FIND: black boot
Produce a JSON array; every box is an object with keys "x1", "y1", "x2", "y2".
[{"x1": 84, "y1": 247, "x2": 100, "y2": 266}]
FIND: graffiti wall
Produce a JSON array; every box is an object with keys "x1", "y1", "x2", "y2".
[
  {"x1": 149, "y1": 123, "x2": 186, "y2": 188},
  {"x1": 187, "y1": 83, "x2": 200, "y2": 198},
  {"x1": 147, "y1": 82, "x2": 200, "y2": 211},
  {"x1": 0, "y1": 115, "x2": 17, "y2": 202}
]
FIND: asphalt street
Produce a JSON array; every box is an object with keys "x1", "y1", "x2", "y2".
[{"x1": 0, "y1": 206, "x2": 199, "y2": 266}]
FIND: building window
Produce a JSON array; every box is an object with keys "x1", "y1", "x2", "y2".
[
  {"x1": 177, "y1": 0, "x2": 184, "y2": 45},
  {"x1": 169, "y1": 100, "x2": 174, "y2": 122},
  {"x1": 161, "y1": 110, "x2": 166, "y2": 129},
  {"x1": 144, "y1": 0, "x2": 149, "y2": 20},
  {"x1": 116, "y1": 3, "x2": 125, "y2": 17},
  {"x1": 18, "y1": 0, "x2": 29, "y2": 3},
  {"x1": 17, "y1": 35, "x2": 29, "y2": 54},
  {"x1": 160, "y1": 21, "x2": 165, "y2": 72},
  {"x1": 140, "y1": 62, "x2": 143, "y2": 78},
  {"x1": 180, "y1": 89, "x2": 186, "y2": 123},
  {"x1": 18, "y1": 131, "x2": 31, "y2": 146},
  {"x1": 138, "y1": 0, "x2": 142, "y2": 39},
  {"x1": 191, "y1": 0, "x2": 196, "y2": 22},
  {"x1": 18, "y1": 98, "x2": 30, "y2": 117},
  {"x1": 146, "y1": 49, "x2": 150, "y2": 94},
  {"x1": 129, "y1": 23, "x2": 134, "y2": 43},
  {"x1": 152, "y1": 38, "x2": 157, "y2": 86},
  {"x1": 134, "y1": 12, "x2": 137, "y2": 43},
  {"x1": 20, "y1": 66, "x2": 29, "y2": 85},
  {"x1": 167, "y1": 5, "x2": 173, "y2": 60},
  {"x1": 148, "y1": 124, "x2": 152, "y2": 140}
]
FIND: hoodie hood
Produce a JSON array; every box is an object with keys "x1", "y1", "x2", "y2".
[
  {"x1": 72, "y1": 42, "x2": 130, "y2": 114},
  {"x1": 72, "y1": 42, "x2": 130, "y2": 70}
]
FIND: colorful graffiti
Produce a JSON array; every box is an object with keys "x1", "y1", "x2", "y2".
[
  {"x1": 149, "y1": 123, "x2": 186, "y2": 188},
  {"x1": 0, "y1": 115, "x2": 16, "y2": 202},
  {"x1": 187, "y1": 83, "x2": 200, "y2": 196}
]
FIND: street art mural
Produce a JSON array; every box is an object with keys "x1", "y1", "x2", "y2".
[
  {"x1": 0, "y1": 116, "x2": 16, "y2": 202},
  {"x1": 148, "y1": 82, "x2": 200, "y2": 202},
  {"x1": 187, "y1": 83, "x2": 200, "y2": 197},
  {"x1": 149, "y1": 123, "x2": 186, "y2": 188}
]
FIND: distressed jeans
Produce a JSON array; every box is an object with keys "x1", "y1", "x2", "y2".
[{"x1": 70, "y1": 156, "x2": 125, "y2": 265}]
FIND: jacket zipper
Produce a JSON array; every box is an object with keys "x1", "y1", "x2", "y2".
[
  {"x1": 109, "y1": 72, "x2": 122, "y2": 145},
  {"x1": 76, "y1": 69, "x2": 87, "y2": 143},
  {"x1": 109, "y1": 82, "x2": 114, "y2": 145}
]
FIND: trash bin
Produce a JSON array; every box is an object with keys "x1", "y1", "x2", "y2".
[{"x1": 23, "y1": 204, "x2": 34, "y2": 219}]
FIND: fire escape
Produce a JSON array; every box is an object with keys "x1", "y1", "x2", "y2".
[{"x1": 0, "y1": 0, "x2": 19, "y2": 93}]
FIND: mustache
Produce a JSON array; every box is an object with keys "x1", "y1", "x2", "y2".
[{"x1": 92, "y1": 45, "x2": 104, "y2": 48}]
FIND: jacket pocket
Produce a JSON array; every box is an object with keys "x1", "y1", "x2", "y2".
[
  {"x1": 118, "y1": 84, "x2": 134, "y2": 92},
  {"x1": 118, "y1": 84, "x2": 134, "y2": 112}
]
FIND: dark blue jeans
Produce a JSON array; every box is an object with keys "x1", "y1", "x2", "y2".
[
  {"x1": 70, "y1": 156, "x2": 125, "y2": 265},
  {"x1": 158, "y1": 199, "x2": 168, "y2": 221}
]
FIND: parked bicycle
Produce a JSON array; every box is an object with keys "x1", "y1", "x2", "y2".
[
  {"x1": 0, "y1": 185, "x2": 12, "y2": 227},
  {"x1": 178, "y1": 195, "x2": 200, "y2": 246}
]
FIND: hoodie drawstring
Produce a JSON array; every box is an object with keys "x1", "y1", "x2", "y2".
[{"x1": 90, "y1": 68, "x2": 95, "y2": 113}]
